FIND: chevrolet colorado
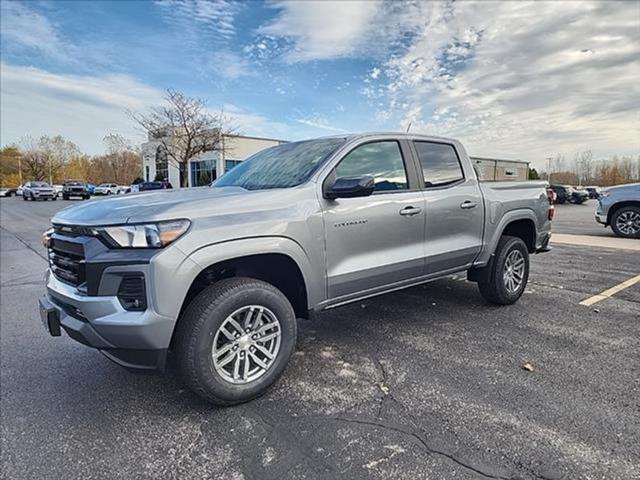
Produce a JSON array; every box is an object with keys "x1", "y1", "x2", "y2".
[{"x1": 39, "y1": 133, "x2": 552, "y2": 405}]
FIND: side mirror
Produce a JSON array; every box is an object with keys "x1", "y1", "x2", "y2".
[{"x1": 325, "y1": 175, "x2": 375, "y2": 199}]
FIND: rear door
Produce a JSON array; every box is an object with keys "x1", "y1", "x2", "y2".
[
  {"x1": 411, "y1": 141, "x2": 484, "y2": 274},
  {"x1": 321, "y1": 139, "x2": 426, "y2": 299}
]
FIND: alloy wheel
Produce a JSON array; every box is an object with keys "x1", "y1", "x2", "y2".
[
  {"x1": 615, "y1": 210, "x2": 640, "y2": 236},
  {"x1": 212, "y1": 305, "x2": 281, "y2": 384},
  {"x1": 503, "y1": 249, "x2": 525, "y2": 293}
]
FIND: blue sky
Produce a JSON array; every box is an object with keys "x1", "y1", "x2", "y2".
[{"x1": 1, "y1": 0, "x2": 639, "y2": 168}]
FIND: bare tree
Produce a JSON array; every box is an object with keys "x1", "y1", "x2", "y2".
[
  {"x1": 129, "y1": 89, "x2": 234, "y2": 187},
  {"x1": 97, "y1": 134, "x2": 142, "y2": 184},
  {"x1": 19, "y1": 136, "x2": 49, "y2": 181}
]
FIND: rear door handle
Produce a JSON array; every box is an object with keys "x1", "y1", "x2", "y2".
[
  {"x1": 399, "y1": 206, "x2": 423, "y2": 216},
  {"x1": 460, "y1": 201, "x2": 477, "y2": 209}
]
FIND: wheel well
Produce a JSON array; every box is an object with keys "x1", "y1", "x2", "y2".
[
  {"x1": 607, "y1": 201, "x2": 640, "y2": 225},
  {"x1": 179, "y1": 253, "x2": 309, "y2": 321},
  {"x1": 501, "y1": 219, "x2": 536, "y2": 253}
]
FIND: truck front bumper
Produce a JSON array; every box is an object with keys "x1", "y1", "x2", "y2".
[
  {"x1": 595, "y1": 207, "x2": 607, "y2": 225},
  {"x1": 40, "y1": 271, "x2": 175, "y2": 372}
]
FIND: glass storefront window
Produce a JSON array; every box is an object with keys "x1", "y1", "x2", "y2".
[
  {"x1": 225, "y1": 159, "x2": 242, "y2": 172},
  {"x1": 190, "y1": 159, "x2": 216, "y2": 187}
]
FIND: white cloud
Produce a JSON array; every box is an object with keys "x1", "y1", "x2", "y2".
[
  {"x1": 368, "y1": 1, "x2": 640, "y2": 167},
  {"x1": 260, "y1": 1, "x2": 380, "y2": 62},
  {"x1": 0, "y1": 63, "x2": 297, "y2": 153},
  {"x1": 221, "y1": 104, "x2": 293, "y2": 139},
  {"x1": 258, "y1": 0, "x2": 639, "y2": 166},
  {"x1": 0, "y1": 64, "x2": 164, "y2": 153},
  {"x1": 0, "y1": 2, "x2": 67, "y2": 59},
  {"x1": 155, "y1": 0, "x2": 239, "y2": 40},
  {"x1": 295, "y1": 116, "x2": 347, "y2": 133}
]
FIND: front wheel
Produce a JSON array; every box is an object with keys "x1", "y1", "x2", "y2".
[
  {"x1": 611, "y1": 206, "x2": 640, "y2": 239},
  {"x1": 174, "y1": 277, "x2": 297, "y2": 405},
  {"x1": 478, "y1": 236, "x2": 530, "y2": 305}
]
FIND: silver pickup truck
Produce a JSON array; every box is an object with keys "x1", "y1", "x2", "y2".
[{"x1": 39, "y1": 133, "x2": 552, "y2": 405}]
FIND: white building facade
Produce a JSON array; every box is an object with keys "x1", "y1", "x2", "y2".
[{"x1": 141, "y1": 134, "x2": 286, "y2": 188}]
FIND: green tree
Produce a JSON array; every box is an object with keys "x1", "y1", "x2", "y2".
[{"x1": 528, "y1": 167, "x2": 540, "y2": 180}]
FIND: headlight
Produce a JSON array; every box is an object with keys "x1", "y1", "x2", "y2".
[
  {"x1": 599, "y1": 190, "x2": 609, "y2": 198},
  {"x1": 97, "y1": 220, "x2": 190, "y2": 248}
]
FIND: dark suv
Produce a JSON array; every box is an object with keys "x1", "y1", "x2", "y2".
[
  {"x1": 62, "y1": 180, "x2": 90, "y2": 200},
  {"x1": 550, "y1": 185, "x2": 588, "y2": 204}
]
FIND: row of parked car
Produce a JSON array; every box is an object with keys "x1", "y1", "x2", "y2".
[
  {"x1": 0, "y1": 180, "x2": 173, "y2": 200},
  {"x1": 548, "y1": 185, "x2": 601, "y2": 205}
]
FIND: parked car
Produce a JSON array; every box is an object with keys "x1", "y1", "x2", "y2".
[
  {"x1": 62, "y1": 180, "x2": 90, "y2": 200},
  {"x1": 39, "y1": 133, "x2": 552, "y2": 405},
  {"x1": 138, "y1": 181, "x2": 173, "y2": 191},
  {"x1": 0, "y1": 187, "x2": 18, "y2": 197},
  {"x1": 16, "y1": 185, "x2": 24, "y2": 196},
  {"x1": 87, "y1": 184, "x2": 96, "y2": 195},
  {"x1": 94, "y1": 183, "x2": 119, "y2": 195},
  {"x1": 595, "y1": 183, "x2": 640, "y2": 238},
  {"x1": 585, "y1": 186, "x2": 601, "y2": 199},
  {"x1": 550, "y1": 185, "x2": 588, "y2": 204},
  {"x1": 23, "y1": 181, "x2": 56, "y2": 201},
  {"x1": 52, "y1": 185, "x2": 64, "y2": 197}
]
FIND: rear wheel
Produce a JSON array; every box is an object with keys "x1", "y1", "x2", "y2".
[
  {"x1": 478, "y1": 236, "x2": 529, "y2": 305},
  {"x1": 174, "y1": 277, "x2": 297, "y2": 405},
  {"x1": 611, "y1": 205, "x2": 640, "y2": 239}
]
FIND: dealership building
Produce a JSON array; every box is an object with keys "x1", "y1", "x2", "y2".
[{"x1": 141, "y1": 133, "x2": 286, "y2": 188}]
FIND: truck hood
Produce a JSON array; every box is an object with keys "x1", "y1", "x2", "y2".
[{"x1": 52, "y1": 186, "x2": 278, "y2": 226}]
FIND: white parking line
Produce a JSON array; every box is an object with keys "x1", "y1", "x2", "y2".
[
  {"x1": 579, "y1": 274, "x2": 640, "y2": 306},
  {"x1": 551, "y1": 233, "x2": 640, "y2": 251}
]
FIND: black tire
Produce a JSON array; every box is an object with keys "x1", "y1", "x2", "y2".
[
  {"x1": 610, "y1": 205, "x2": 640, "y2": 239},
  {"x1": 22, "y1": 194, "x2": 27, "y2": 201},
  {"x1": 62, "y1": 194, "x2": 68, "y2": 200},
  {"x1": 174, "y1": 277, "x2": 297, "y2": 406},
  {"x1": 84, "y1": 195, "x2": 90, "y2": 200},
  {"x1": 478, "y1": 235, "x2": 530, "y2": 305},
  {"x1": 52, "y1": 197, "x2": 57, "y2": 201}
]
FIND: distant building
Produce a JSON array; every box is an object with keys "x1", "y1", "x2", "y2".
[
  {"x1": 471, "y1": 157, "x2": 530, "y2": 182},
  {"x1": 141, "y1": 133, "x2": 286, "y2": 187}
]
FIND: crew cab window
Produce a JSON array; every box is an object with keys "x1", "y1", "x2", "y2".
[
  {"x1": 414, "y1": 141, "x2": 464, "y2": 187},
  {"x1": 335, "y1": 141, "x2": 408, "y2": 192}
]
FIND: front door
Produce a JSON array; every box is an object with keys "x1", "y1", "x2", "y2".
[
  {"x1": 411, "y1": 141, "x2": 484, "y2": 274},
  {"x1": 322, "y1": 140, "x2": 426, "y2": 300}
]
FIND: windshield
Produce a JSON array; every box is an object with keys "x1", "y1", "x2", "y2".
[
  {"x1": 213, "y1": 138, "x2": 346, "y2": 190},
  {"x1": 65, "y1": 180, "x2": 84, "y2": 186},
  {"x1": 32, "y1": 182, "x2": 49, "y2": 187},
  {"x1": 99, "y1": 183, "x2": 110, "y2": 187}
]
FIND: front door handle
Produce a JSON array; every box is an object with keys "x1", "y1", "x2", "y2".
[
  {"x1": 399, "y1": 206, "x2": 423, "y2": 216},
  {"x1": 460, "y1": 200, "x2": 477, "y2": 209}
]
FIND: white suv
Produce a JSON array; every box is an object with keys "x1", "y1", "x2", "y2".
[{"x1": 93, "y1": 183, "x2": 119, "y2": 195}]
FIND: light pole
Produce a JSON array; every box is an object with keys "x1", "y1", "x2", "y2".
[{"x1": 546, "y1": 156, "x2": 552, "y2": 183}]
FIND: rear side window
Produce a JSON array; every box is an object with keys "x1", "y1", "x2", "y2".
[
  {"x1": 414, "y1": 141, "x2": 464, "y2": 187},
  {"x1": 335, "y1": 141, "x2": 408, "y2": 192}
]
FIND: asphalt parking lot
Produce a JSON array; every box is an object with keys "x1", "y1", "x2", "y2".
[{"x1": 1, "y1": 196, "x2": 638, "y2": 480}]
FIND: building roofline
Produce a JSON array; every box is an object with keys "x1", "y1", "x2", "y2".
[{"x1": 224, "y1": 134, "x2": 288, "y2": 143}]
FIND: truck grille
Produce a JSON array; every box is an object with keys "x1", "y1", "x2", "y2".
[{"x1": 48, "y1": 238, "x2": 85, "y2": 287}]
